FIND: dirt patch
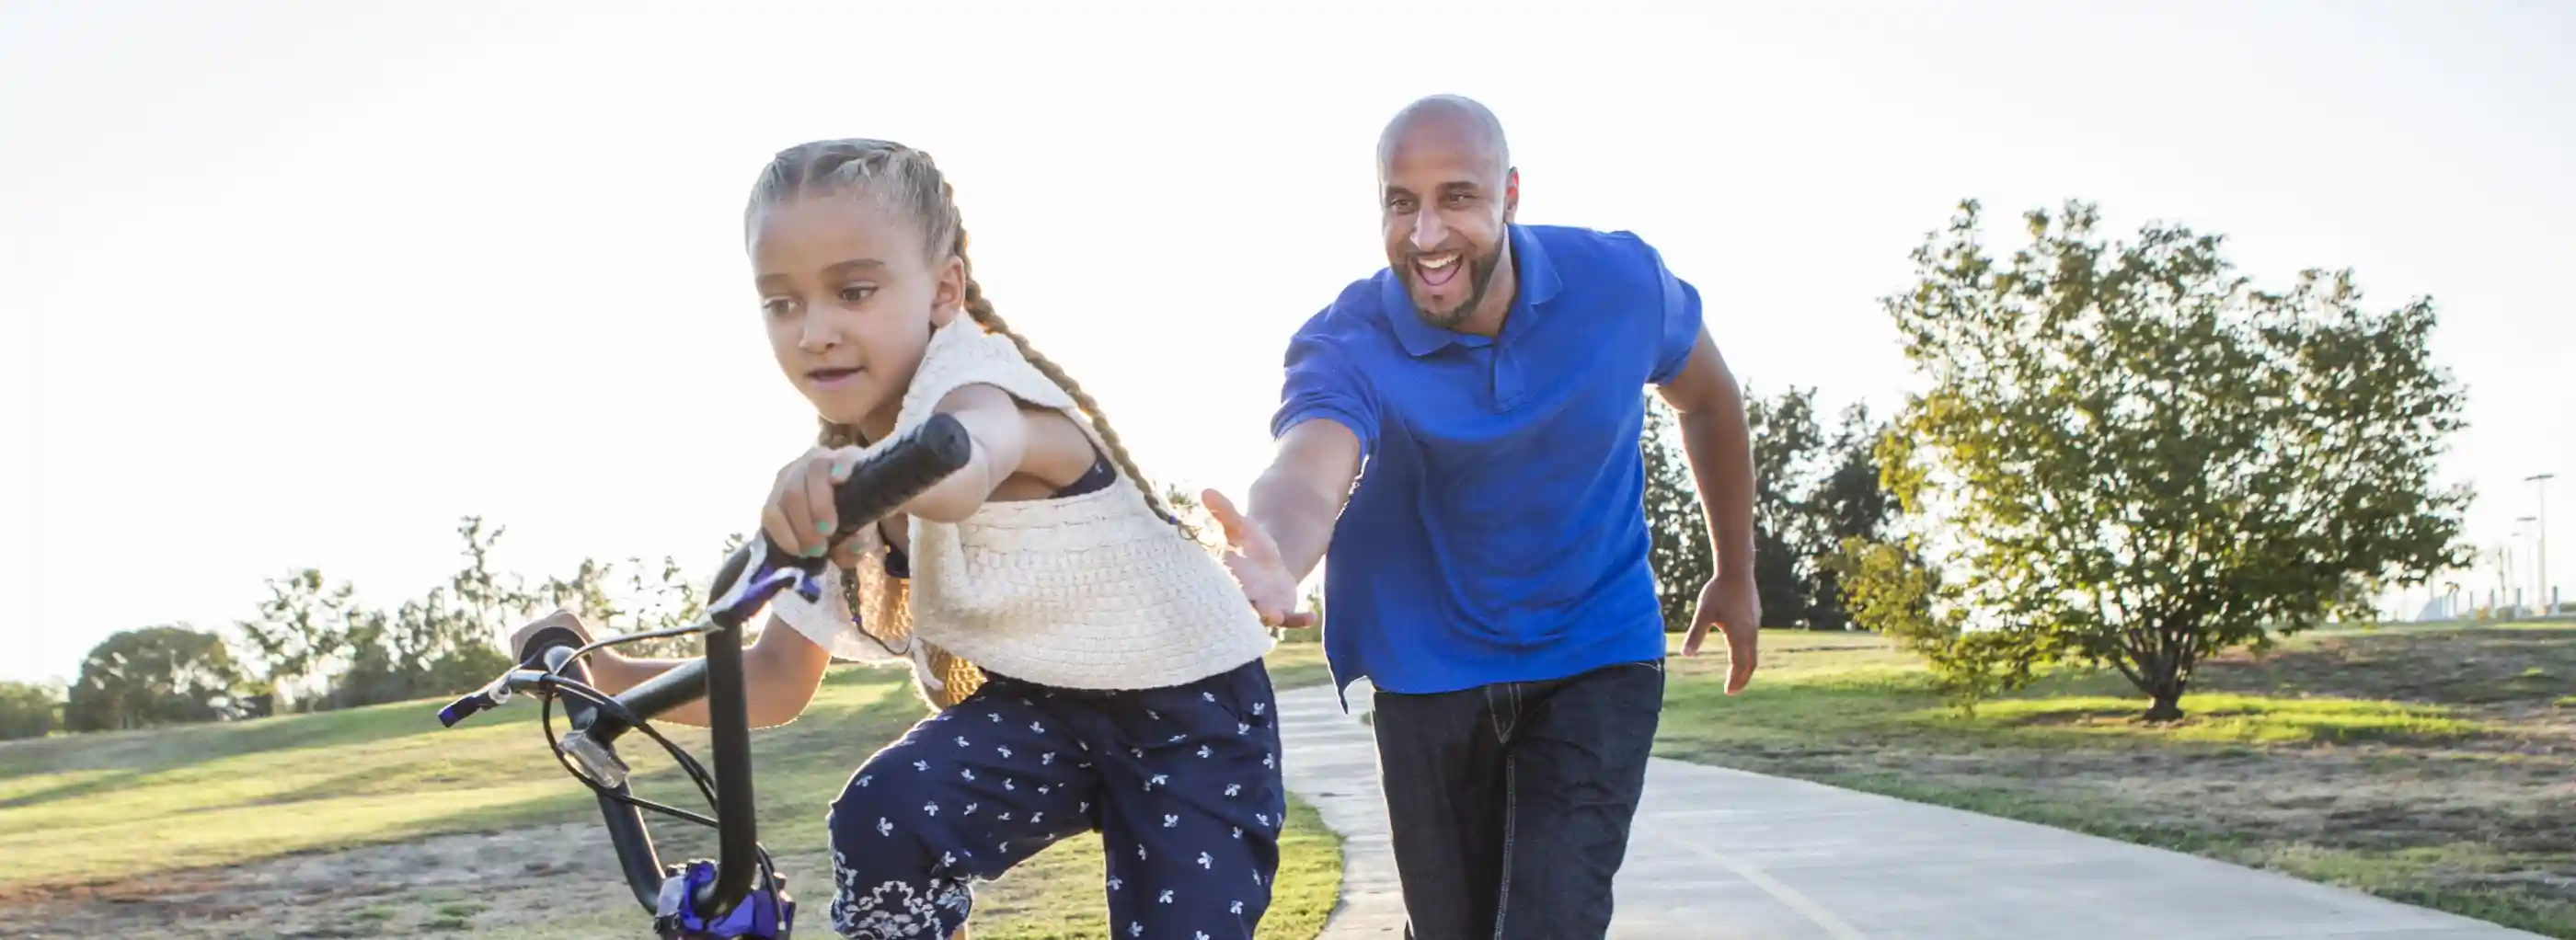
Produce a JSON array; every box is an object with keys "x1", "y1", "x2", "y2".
[
  {"x1": 2200, "y1": 626, "x2": 2576, "y2": 710},
  {"x1": 1, "y1": 823, "x2": 633, "y2": 939}
]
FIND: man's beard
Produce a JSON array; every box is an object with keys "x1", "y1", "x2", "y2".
[{"x1": 1410, "y1": 240, "x2": 1507, "y2": 331}]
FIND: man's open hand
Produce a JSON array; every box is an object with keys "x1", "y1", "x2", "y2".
[
  {"x1": 1684, "y1": 575, "x2": 1760, "y2": 694},
  {"x1": 1202, "y1": 488, "x2": 1315, "y2": 629}
]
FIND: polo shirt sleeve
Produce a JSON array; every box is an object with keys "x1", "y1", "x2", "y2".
[
  {"x1": 1270, "y1": 328, "x2": 1381, "y2": 459},
  {"x1": 1646, "y1": 244, "x2": 1706, "y2": 386}
]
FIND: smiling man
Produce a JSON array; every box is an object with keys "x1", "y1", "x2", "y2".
[{"x1": 1202, "y1": 94, "x2": 1762, "y2": 939}]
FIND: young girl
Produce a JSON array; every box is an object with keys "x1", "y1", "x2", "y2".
[{"x1": 511, "y1": 138, "x2": 1284, "y2": 940}]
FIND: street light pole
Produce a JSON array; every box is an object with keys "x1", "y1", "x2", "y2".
[
  {"x1": 2517, "y1": 517, "x2": 2538, "y2": 615},
  {"x1": 2530, "y1": 473, "x2": 2557, "y2": 614}
]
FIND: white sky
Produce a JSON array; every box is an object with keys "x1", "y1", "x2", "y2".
[{"x1": 5, "y1": 1, "x2": 2570, "y2": 684}]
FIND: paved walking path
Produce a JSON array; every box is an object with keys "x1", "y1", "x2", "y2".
[{"x1": 1274, "y1": 682, "x2": 2549, "y2": 940}]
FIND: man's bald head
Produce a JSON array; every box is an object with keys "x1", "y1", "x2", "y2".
[
  {"x1": 1375, "y1": 94, "x2": 1520, "y2": 334},
  {"x1": 1377, "y1": 94, "x2": 1511, "y2": 180}
]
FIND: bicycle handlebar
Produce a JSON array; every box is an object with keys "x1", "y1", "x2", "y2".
[{"x1": 437, "y1": 412, "x2": 976, "y2": 938}]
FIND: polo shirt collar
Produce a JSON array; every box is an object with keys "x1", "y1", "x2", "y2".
[{"x1": 1383, "y1": 224, "x2": 1562, "y2": 358}]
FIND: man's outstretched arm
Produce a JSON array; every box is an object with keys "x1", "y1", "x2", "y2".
[
  {"x1": 1204, "y1": 418, "x2": 1363, "y2": 627},
  {"x1": 1252, "y1": 418, "x2": 1364, "y2": 584}
]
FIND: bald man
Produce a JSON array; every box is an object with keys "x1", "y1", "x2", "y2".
[{"x1": 1203, "y1": 95, "x2": 1762, "y2": 938}]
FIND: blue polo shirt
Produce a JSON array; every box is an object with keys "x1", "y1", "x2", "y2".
[{"x1": 1270, "y1": 223, "x2": 1705, "y2": 700}]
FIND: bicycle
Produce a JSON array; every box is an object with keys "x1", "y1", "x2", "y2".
[{"x1": 434, "y1": 413, "x2": 976, "y2": 940}]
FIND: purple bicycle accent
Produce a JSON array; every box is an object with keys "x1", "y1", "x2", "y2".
[{"x1": 430, "y1": 413, "x2": 973, "y2": 940}]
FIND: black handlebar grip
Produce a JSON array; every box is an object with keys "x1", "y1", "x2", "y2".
[
  {"x1": 834, "y1": 412, "x2": 976, "y2": 536},
  {"x1": 743, "y1": 411, "x2": 976, "y2": 578},
  {"x1": 518, "y1": 624, "x2": 591, "y2": 671}
]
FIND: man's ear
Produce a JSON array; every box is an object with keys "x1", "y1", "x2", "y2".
[
  {"x1": 1502, "y1": 167, "x2": 1520, "y2": 224},
  {"x1": 929, "y1": 255, "x2": 968, "y2": 327}
]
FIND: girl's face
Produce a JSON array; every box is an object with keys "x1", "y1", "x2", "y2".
[{"x1": 751, "y1": 191, "x2": 965, "y2": 435}]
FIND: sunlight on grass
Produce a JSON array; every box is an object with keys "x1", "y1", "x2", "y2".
[
  {"x1": 0, "y1": 775, "x2": 589, "y2": 887},
  {"x1": 1941, "y1": 694, "x2": 2491, "y2": 744},
  {"x1": 1651, "y1": 625, "x2": 2576, "y2": 939},
  {"x1": 0, "y1": 669, "x2": 902, "y2": 891},
  {"x1": 2, "y1": 650, "x2": 1344, "y2": 938}
]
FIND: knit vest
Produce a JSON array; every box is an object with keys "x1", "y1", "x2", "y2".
[{"x1": 822, "y1": 317, "x2": 1276, "y2": 691}]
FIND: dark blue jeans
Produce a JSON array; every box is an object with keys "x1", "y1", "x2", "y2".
[{"x1": 1370, "y1": 659, "x2": 1665, "y2": 940}]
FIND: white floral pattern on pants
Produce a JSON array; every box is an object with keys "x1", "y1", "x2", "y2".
[
  {"x1": 826, "y1": 877, "x2": 972, "y2": 938},
  {"x1": 822, "y1": 662, "x2": 1286, "y2": 939}
]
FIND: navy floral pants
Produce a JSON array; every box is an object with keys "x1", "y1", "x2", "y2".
[{"x1": 822, "y1": 659, "x2": 1287, "y2": 939}]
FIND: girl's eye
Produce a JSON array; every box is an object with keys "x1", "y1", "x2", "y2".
[
  {"x1": 760, "y1": 297, "x2": 794, "y2": 317},
  {"x1": 838, "y1": 285, "x2": 876, "y2": 305}
]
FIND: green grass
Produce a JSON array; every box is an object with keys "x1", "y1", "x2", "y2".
[
  {"x1": 0, "y1": 646, "x2": 1342, "y2": 938},
  {"x1": 0, "y1": 685, "x2": 622, "y2": 888},
  {"x1": 1653, "y1": 625, "x2": 2576, "y2": 938},
  {"x1": 1262, "y1": 634, "x2": 1333, "y2": 692},
  {"x1": 1953, "y1": 693, "x2": 2494, "y2": 744}
]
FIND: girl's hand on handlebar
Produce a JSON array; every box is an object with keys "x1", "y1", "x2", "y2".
[
  {"x1": 763, "y1": 445, "x2": 883, "y2": 566},
  {"x1": 765, "y1": 445, "x2": 852, "y2": 558},
  {"x1": 508, "y1": 610, "x2": 596, "y2": 664}
]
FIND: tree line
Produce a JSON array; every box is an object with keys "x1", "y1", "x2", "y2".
[
  {"x1": 1641, "y1": 386, "x2": 1898, "y2": 635},
  {"x1": 0, "y1": 518, "x2": 735, "y2": 738},
  {"x1": 0, "y1": 196, "x2": 2474, "y2": 737},
  {"x1": 0, "y1": 487, "x2": 1232, "y2": 740}
]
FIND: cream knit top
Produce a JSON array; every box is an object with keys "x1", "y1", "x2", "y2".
[{"x1": 766, "y1": 317, "x2": 1276, "y2": 692}]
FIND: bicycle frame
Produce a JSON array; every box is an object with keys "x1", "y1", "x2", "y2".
[{"x1": 437, "y1": 412, "x2": 975, "y2": 939}]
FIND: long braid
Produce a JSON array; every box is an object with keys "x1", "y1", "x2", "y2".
[{"x1": 944, "y1": 208, "x2": 1195, "y2": 538}]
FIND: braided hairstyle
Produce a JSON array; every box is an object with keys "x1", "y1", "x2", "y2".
[{"x1": 744, "y1": 138, "x2": 1193, "y2": 533}]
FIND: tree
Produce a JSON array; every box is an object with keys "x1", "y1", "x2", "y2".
[
  {"x1": 319, "y1": 517, "x2": 523, "y2": 710},
  {"x1": 535, "y1": 552, "x2": 717, "y2": 660},
  {"x1": 1644, "y1": 390, "x2": 1896, "y2": 631},
  {"x1": 64, "y1": 625, "x2": 255, "y2": 731},
  {"x1": 1858, "y1": 199, "x2": 2473, "y2": 720},
  {"x1": 1747, "y1": 387, "x2": 1841, "y2": 628},
  {"x1": 0, "y1": 681, "x2": 59, "y2": 739},
  {"x1": 1807, "y1": 403, "x2": 1898, "y2": 631},
  {"x1": 236, "y1": 567, "x2": 359, "y2": 711}
]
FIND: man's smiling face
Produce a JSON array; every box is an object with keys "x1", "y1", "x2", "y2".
[{"x1": 1378, "y1": 99, "x2": 1518, "y2": 331}]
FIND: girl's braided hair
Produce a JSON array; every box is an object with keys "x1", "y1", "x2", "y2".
[{"x1": 742, "y1": 138, "x2": 1189, "y2": 533}]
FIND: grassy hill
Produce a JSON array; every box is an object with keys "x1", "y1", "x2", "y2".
[{"x1": 1, "y1": 645, "x2": 1341, "y2": 939}]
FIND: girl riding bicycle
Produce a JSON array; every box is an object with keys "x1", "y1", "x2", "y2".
[{"x1": 512, "y1": 139, "x2": 1284, "y2": 940}]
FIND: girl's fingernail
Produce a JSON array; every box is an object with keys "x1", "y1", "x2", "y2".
[{"x1": 818, "y1": 519, "x2": 835, "y2": 535}]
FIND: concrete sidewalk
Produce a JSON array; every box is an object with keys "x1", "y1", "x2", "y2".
[{"x1": 1273, "y1": 682, "x2": 2550, "y2": 940}]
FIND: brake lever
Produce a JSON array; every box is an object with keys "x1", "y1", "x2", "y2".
[{"x1": 705, "y1": 535, "x2": 831, "y2": 626}]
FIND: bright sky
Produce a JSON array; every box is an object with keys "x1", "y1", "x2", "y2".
[{"x1": 5, "y1": 1, "x2": 2570, "y2": 685}]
